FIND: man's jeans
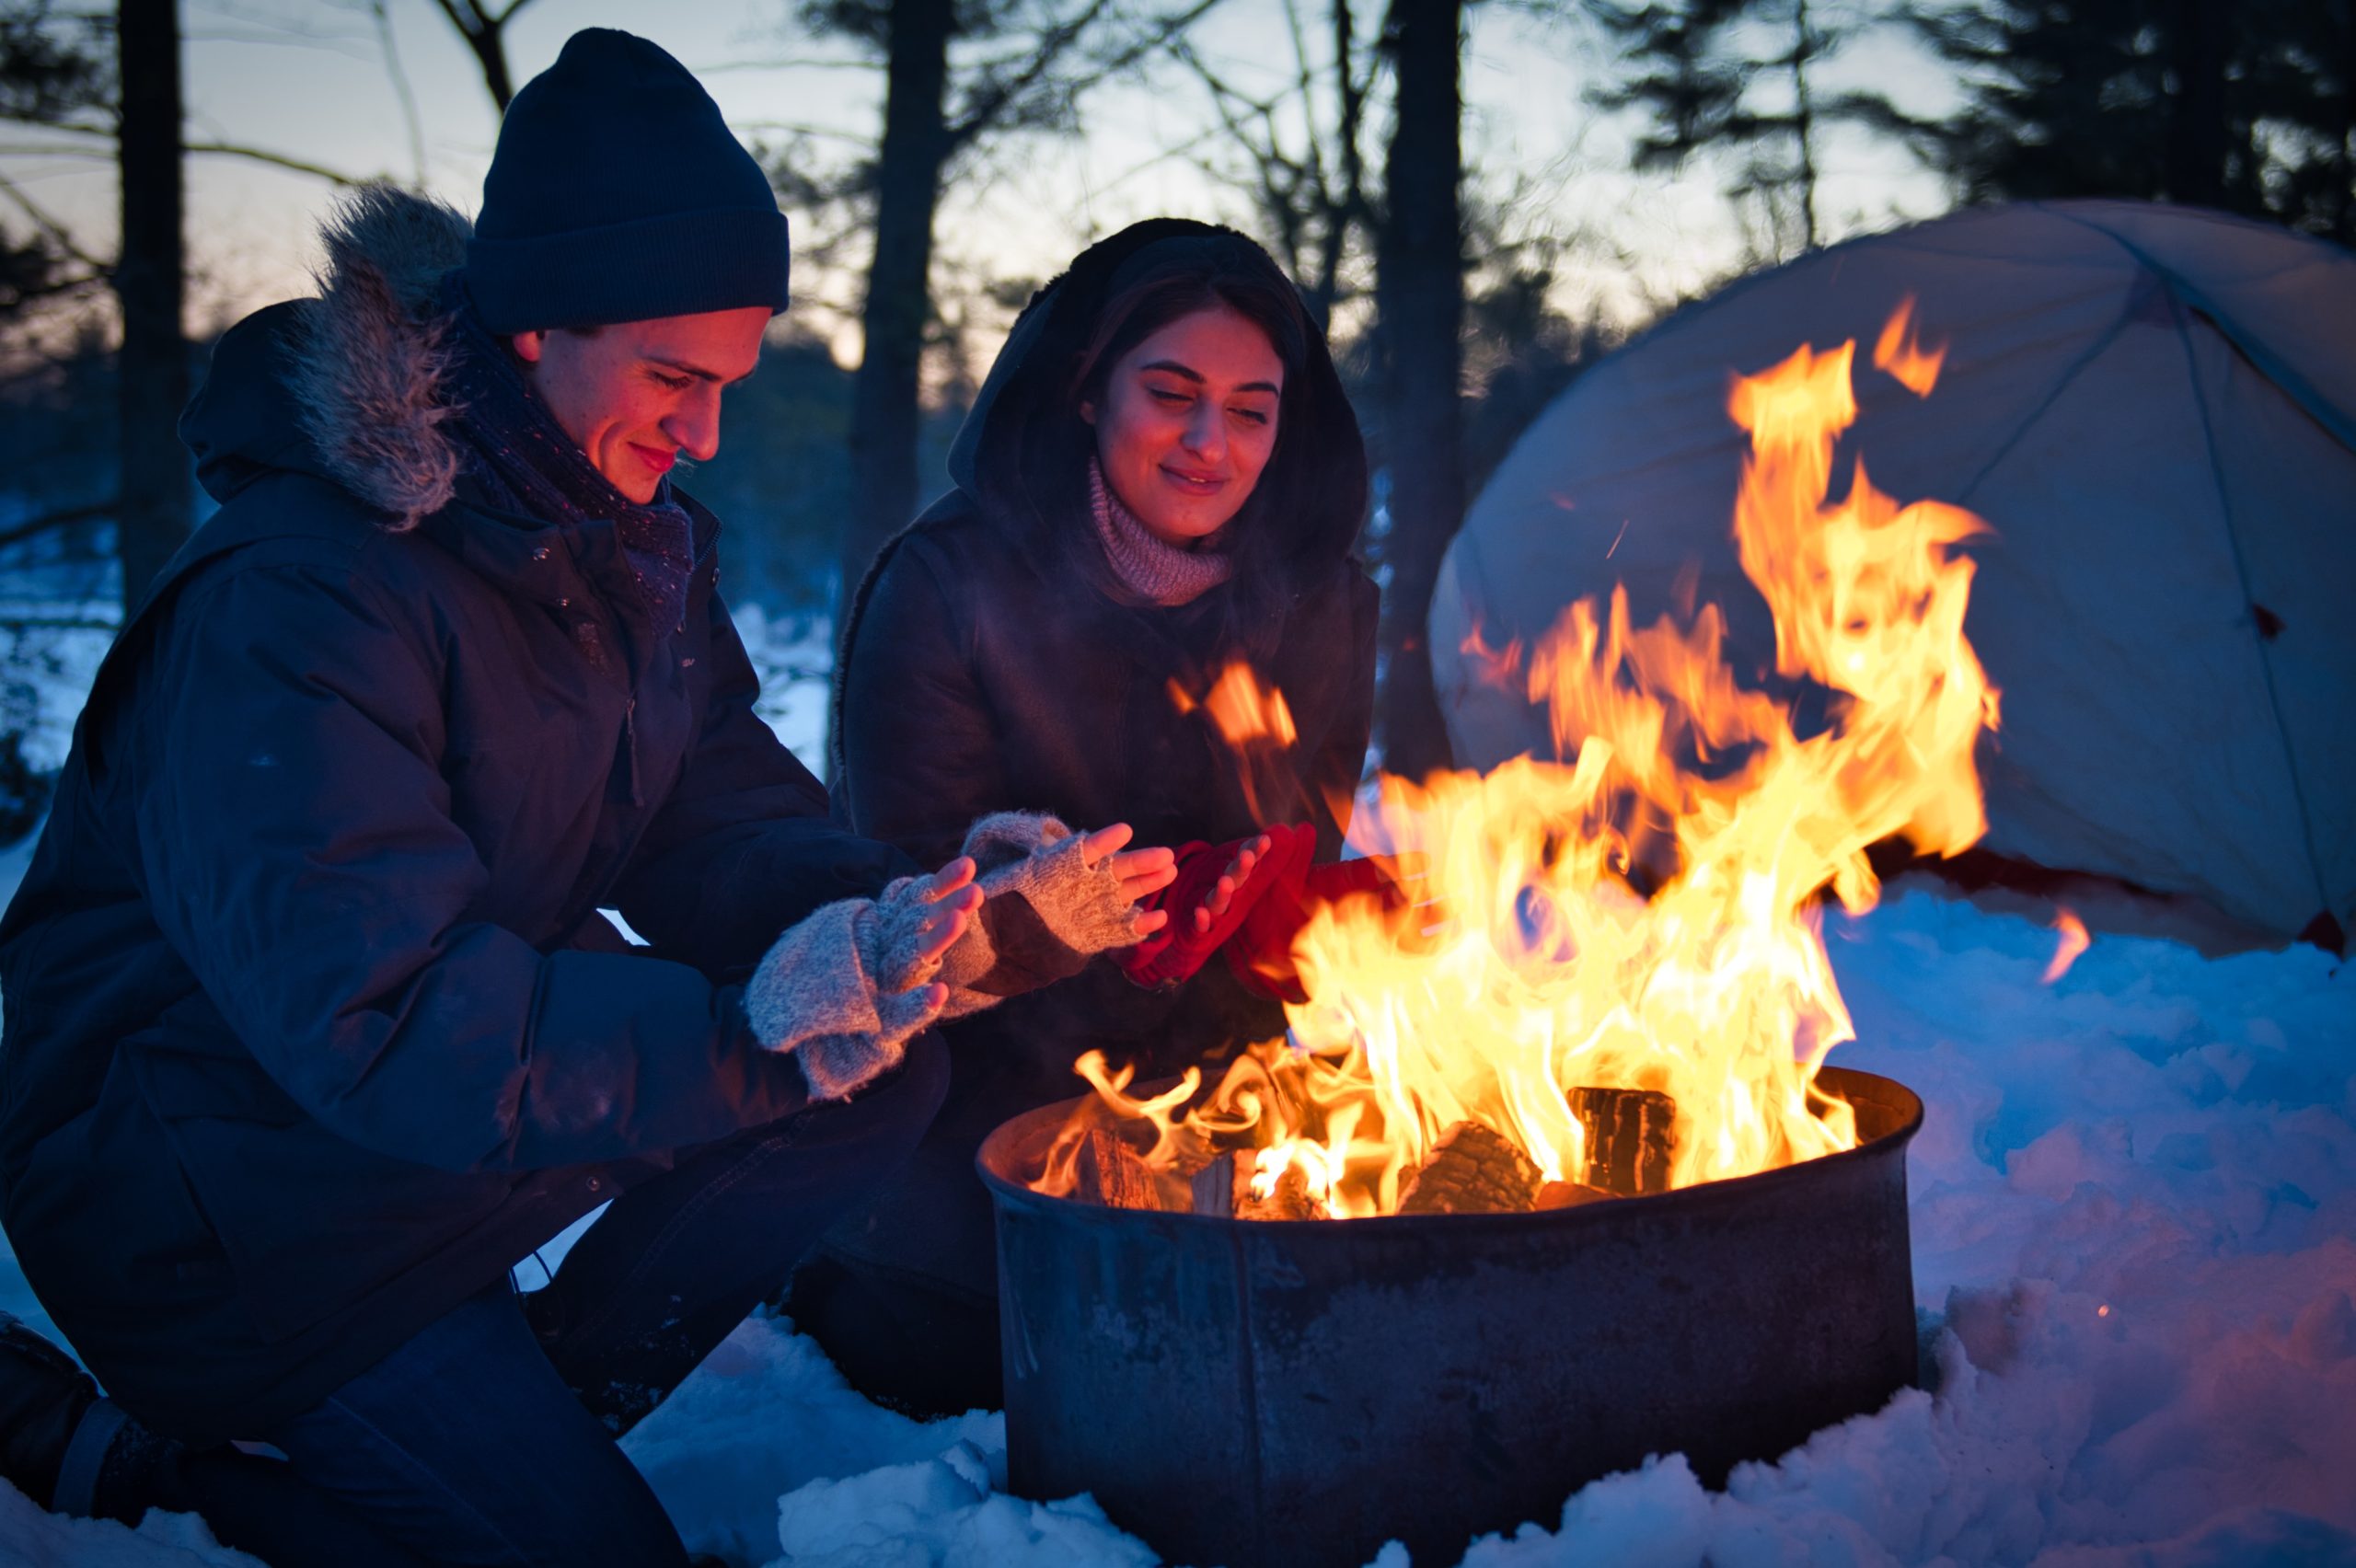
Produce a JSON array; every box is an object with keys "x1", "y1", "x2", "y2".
[{"x1": 163, "y1": 1037, "x2": 949, "y2": 1568}]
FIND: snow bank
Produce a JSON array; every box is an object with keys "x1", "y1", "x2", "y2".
[
  {"x1": 618, "y1": 1309, "x2": 1001, "y2": 1564},
  {"x1": 6, "y1": 843, "x2": 2352, "y2": 1566},
  {"x1": 617, "y1": 1318, "x2": 1159, "y2": 1567},
  {"x1": 769, "y1": 1441, "x2": 1155, "y2": 1568},
  {"x1": 0, "y1": 1480, "x2": 260, "y2": 1567}
]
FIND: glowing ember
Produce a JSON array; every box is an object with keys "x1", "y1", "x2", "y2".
[
  {"x1": 2042, "y1": 909, "x2": 2092, "y2": 984},
  {"x1": 1040, "y1": 301, "x2": 1998, "y2": 1218}
]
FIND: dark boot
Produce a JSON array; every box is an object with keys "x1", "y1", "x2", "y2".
[{"x1": 0, "y1": 1310, "x2": 100, "y2": 1511}]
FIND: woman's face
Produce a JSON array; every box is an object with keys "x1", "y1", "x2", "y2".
[{"x1": 1082, "y1": 304, "x2": 1285, "y2": 547}]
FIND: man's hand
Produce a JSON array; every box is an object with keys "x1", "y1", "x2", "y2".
[
  {"x1": 1078, "y1": 824, "x2": 1177, "y2": 939},
  {"x1": 905, "y1": 856, "x2": 983, "y2": 1008}
]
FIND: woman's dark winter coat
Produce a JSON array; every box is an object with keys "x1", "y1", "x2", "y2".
[
  {"x1": 820, "y1": 221, "x2": 1377, "y2": 1402},
  {"x1": 0, "y1": 190, "x2": 907, "y2": 1445}
]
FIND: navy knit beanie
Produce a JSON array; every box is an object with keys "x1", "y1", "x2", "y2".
[{"x1": 465, "y1": 29, "x2": 789, "y2": 333}]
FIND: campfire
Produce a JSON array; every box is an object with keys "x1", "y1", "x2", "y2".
[{"x1": 1031, "y1": 299, "x2": 1997, "y2": 1220}]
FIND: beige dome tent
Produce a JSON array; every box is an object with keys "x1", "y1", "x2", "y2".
[{"x1": 1431, "y1": 201, "x2": 2356, "y2": 945}]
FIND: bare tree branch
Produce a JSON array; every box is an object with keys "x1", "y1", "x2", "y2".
[
  {"x1": 1165, "y1": 0, "x2": 1380, "y2": 320},
  {"x1": 947, "y1": 0, "x2": 1225, "y2": 152},
  {"x1": 429, "y1": 0, "x2": 541, "y2": 110},
  {"x1": 367, "y1": 0, "x2": 428, "y2": 186},
  {"x1": 693, "y1": 55, "x2": 874, "y2": 75},
  {"x1": 183, "y1": 140, "x2": 363, "y2": 185},
  {"x1": 0, "y1": 167, "x2": 106, "y2": 270},
  {"x1": 0, "y1": 498, "x2": 116, "y2": 552},
  {"x1": 945, "y1": 0, "x2": 1114, "y2": 149}
]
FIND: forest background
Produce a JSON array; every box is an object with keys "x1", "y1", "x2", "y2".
[{"x1": 0, "y1": 0, "x2": 2350, "y2": 817}]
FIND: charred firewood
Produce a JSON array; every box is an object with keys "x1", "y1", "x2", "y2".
[
  {"x1": 1534, "y1": 1180, "x2": 1613, "y2": 1211},
  {"x1": 1396, "y1": 1122, "x2": 1542, "y2": 1215},
  {"x1": 1567, "y1": 1088, "x2": 1677, "y2": 1195},
  {"x1": 1190, "y1": 1151, "x2": 1238, "y2": 1216},
  {"x1": 1237, "y1": 1162, "x2": 1325, "y2": 1221},
  {"x1": 1192, "y1": 1150, "x2": 1327, "y2": 1220},
  {"x1": 1072, "y1": 1128, "x2": 1163, "y2": 1212}
]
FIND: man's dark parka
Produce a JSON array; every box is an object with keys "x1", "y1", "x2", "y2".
[
  {"x1": 0, "y1": 190, "x2": 906, "y2": 1445},
  {"x1": 822, "y1": 222, "x2": 1378, "y2": 1356}
]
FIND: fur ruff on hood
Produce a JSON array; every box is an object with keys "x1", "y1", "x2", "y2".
[{"x1": 288, "y1": 184, "x2": 474, "y2": 530}]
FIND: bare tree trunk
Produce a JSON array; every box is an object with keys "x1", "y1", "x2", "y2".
[
  {"x1": 1373, "y1": 0, "x2": 1464, "y2": 781},
  {"x1": 837, "y1": 0, "x2": 955, "y2": 636},
  {"x1": 2331, "y1": 0, "x2": 2355, "y2": 241},
  {"x1": 1304, "y1": 0, "x2": 1368, "y2": 329},
  {"x1": 114, "y1": 0, "x2": 188, "y2": 614},
  {"x1": 1791, "y1": 0, "x2": 1819, "y2": 248},
  {"x1": 2165, "y1": 0, "x2": 2227, "y2": 207}
]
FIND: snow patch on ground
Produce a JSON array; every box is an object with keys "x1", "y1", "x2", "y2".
[
  {"x1": 618, "y1": 1312, "x2": 1002, "y2": 1565},
  {"x1": 0, "y1": 1479, "x2": 260, "y2": 1567}
]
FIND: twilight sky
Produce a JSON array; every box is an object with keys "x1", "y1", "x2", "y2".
[{"x1": 3, "y1": 0, "x2": 1960, "y2": 363}]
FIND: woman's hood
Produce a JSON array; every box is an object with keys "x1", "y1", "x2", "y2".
[{"x1": 943, "y1": 219, "x2": 1369, "y2": 571}]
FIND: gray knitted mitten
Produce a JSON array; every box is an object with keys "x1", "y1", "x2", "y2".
[
  {"x1": 933, "y1": 813, "x2": 1141, "y2": 998},
  {"x1": 745, "y1": 817, "x2": 1145, "y2": 1101},
  {"x1": 744, "y1": 894, "x2": 952, "y2": 1101}
]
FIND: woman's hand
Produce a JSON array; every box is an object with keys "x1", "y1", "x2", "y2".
[
  {"x1": 1193, "y1": 832, "x2": 1272, "y2": 935},
  {"x1": 1079, "y1": 824, "x2": 1178, "y2": 938}
]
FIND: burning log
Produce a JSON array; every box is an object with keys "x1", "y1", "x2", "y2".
[
  {"x1": 1397, "y1": 1122, "x2": 1542, "y2": 1215},
  {"x1": 1072, "y1": 1128, "x2": 1163, "y2": 1212},
  {"x1": 1190, "y1": 1150, "x2": 1328, "y2": 1220},
  {"x1": 1534, "y1": 1180, "x2": 1613, "y2": 1211},
  {"x1": 1568, "y1": 1088, "x2": 1677, "y2": 1195},
  {"x1": 1190, "y1": 1152, "x2": 1238, "y2": 1217},
  {"x1": 1240, "y1": 1165, "x2": 1324, "y2": 1222}
]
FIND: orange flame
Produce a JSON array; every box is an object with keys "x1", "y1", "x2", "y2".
[
  {"x1": 1171, "y1": 658, "x2": 1299, "y2": 750},
  {"x1": 1873, "y1": 296, "x2": 1946, "y2": 397},
  {"x1": 2042, "y1": 910, "x2": 2090, "y2": 984},
  {"x1": 1457, "y1": 619, "x2": 1525, "y2": 691},
  {"x1": 1044, "y1": 306, "x2": 1998, "y2": 1217}
]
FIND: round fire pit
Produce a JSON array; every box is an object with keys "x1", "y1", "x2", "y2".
[{"x1": 977, "y1": 1065, "x2": 1923, "y2": 1568}]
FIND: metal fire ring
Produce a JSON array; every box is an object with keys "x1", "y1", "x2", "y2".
[{"x1": 979, "y1": 1064, "x2": 1924, "y2": 1568}]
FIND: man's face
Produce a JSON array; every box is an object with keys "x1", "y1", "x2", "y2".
[{"x1": 512, "y1": 306, "x2": 771, "y2": 504}]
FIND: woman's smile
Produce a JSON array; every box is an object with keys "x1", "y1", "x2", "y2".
[{"x1": 1160, "y1": 464, "x2": 1227, "y2": 495}]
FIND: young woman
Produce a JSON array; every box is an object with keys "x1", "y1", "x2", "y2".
[{"x1": 801, "y1": 220, "x2": 1379, "y2": 1414}]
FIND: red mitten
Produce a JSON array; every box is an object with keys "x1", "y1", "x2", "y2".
[
  {"x1": 1224, "y1": 824, "x2": 1317, "y2": 1002},
  {"x1": 1112, "y1": 829, "x2": 1309, "y2": 988},
  {"x1": 1228, "y1": 839, "x2": 1415, "y2": 1004}
]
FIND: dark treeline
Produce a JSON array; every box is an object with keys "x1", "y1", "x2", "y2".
[{"x1": 0, "y1": 0, "x2": 2350, "y2": 786}]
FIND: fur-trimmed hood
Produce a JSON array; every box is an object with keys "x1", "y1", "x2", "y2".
[{"x1": 184, "y1": 185, "x2": 475, "y2": 530}]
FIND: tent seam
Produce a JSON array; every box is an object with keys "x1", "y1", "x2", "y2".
[
  {"x1": 2158, "y1": 284, "x2": 2339, "y2": 925},
  {"x1": 2039, "y1": 205, "x2": 2356, "y2": 458},
  {"x1": 1950, "y1": 309, "x2": 2136, "y2": 510}
]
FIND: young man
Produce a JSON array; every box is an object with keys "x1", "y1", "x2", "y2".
[{"x1": 0, "y1": 30, "x2": 1169, "y2": 1567}]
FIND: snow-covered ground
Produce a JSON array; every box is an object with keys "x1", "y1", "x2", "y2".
[
  {"x1": 3, "y1": 595, "x2": 2351, "y2": 1565},
  {"x1": 7, "y1": 889, "x2": 2350, "y2": 1568}
]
